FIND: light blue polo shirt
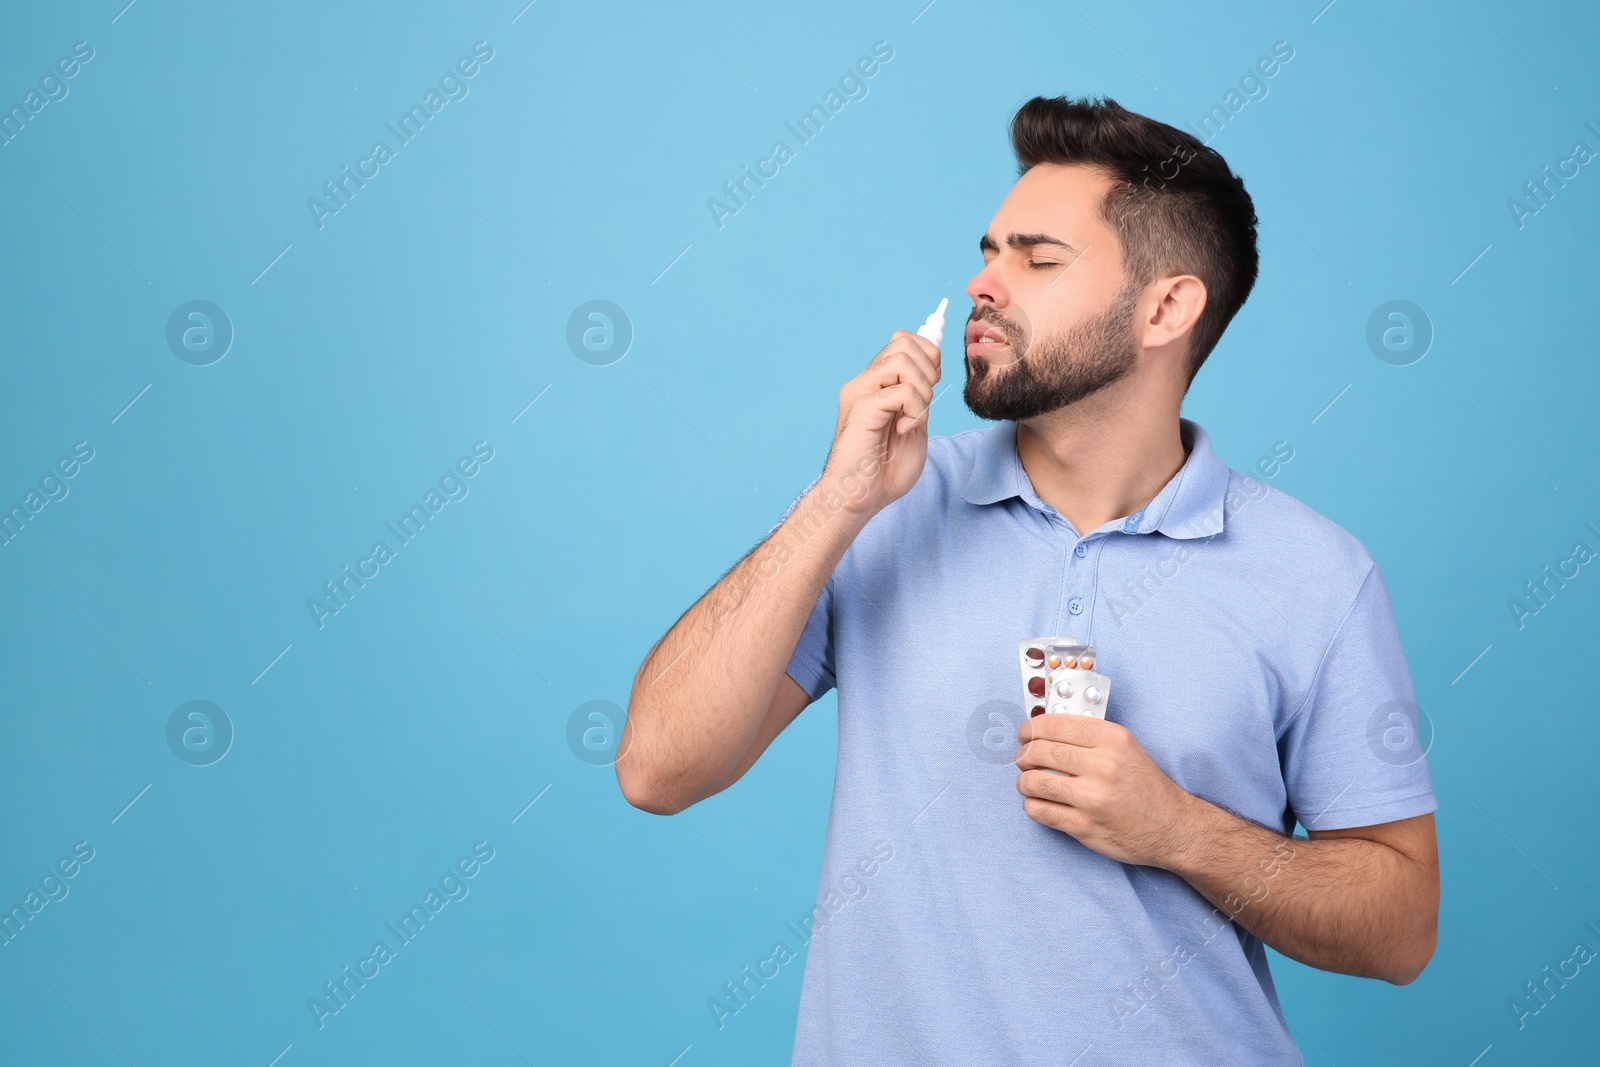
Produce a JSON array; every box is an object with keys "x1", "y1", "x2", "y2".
[{"x1": 778, "y1": 417, "x2": 1437, "y2": 1066}]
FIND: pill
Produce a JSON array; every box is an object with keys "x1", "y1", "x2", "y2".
[
  {"x1": 1031, "y1": 706, "x2": 1045, "y2": 717},
  {"x1": 1062, "y1": 656, "x2": 1078, "y2": 669},
  {"x1": 1084, "y1": 685, "x2": 1102, "y2": 704},
  {"x1": 1025, "y1": 647, "x2": 1045, "y2": 668},
  {"x1": 1080, "y1": 654, "x2": 1095, "y2": 670},
  {"x1": 1028, "y1": 676, "x2": 1046, "y2": 697},
  {"x1": 1055, "y1": 679, "x2": 1073, "y2": 698},
  {"x1": 1047, "y1": 655, "x2": 1061, "y2": 668}
]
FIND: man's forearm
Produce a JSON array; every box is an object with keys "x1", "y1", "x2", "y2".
[
  {"x1": 1156, "y1": 795, "x2": 1437, "y2": 984},
  {"x1": 620, "y1": 469, "x2": 872, "y2": 811}
]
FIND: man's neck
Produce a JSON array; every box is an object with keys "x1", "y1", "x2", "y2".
[{"x1": 1014, "y1": 393, "x2": 1189, "y2": 537}]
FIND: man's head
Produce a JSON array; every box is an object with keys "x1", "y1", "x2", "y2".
[{"x1": 962, "y1": 95, "x2": 1259, "y2": 421}]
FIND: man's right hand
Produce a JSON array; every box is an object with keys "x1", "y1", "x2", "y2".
[{"x1": 823, "y1": 328, "x2": 943, "y2": 517}]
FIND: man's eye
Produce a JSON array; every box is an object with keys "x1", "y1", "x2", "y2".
[{"x1": 1028, "y1": 261, "x2": 1059, "y2": 269}]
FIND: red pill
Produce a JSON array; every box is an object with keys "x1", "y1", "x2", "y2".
[{"x1": 1028, "y1": 675, "x2": 1047, "y2": 697}]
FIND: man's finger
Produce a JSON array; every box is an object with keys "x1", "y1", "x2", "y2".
[
  {"x1": 864, "y1": 350, "x2": 936, "y2": 400},
  {"x1": 1014, "y1": 738, "x2": 1092, "y2": 777},
  {"x1": 842, "y1": 383, "x2": 928, "y2": 438},
  {"x1": 888, "y1": 327, "x2": 941, "y2": 365},
  {"x1": 1016, "y1": 767, "x2": 1077, "y2": 806},
  {"x1": 1019, "y1": 711, "x2": 1113, "y2": 747},
  {"x1": 867, "y1": 338, "x2": 940, "y2": 397},
  {"x1": 1021, "y1": 795, "x2": 1087, "y2": 837}
]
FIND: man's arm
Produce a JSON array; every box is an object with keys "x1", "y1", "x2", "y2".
[
  {"x1": 617, "y1": 490, "x2": 863, "y2": 815},
  {"x1": 1013, "y1": 714, "x2": 1440, "y2": 985},
  {"x1": 1161, "y1": 805, "x2": 1438, "y2": 985},
  {"x1": 617, "y1": 328, "x2": 941, "y2": 815}
]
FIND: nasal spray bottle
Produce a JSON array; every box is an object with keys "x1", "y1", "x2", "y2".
[
  {"x1": 901, "y1": 297, "x2": 947, "y2": 436},
  {"x1": 916, "y1": 297, "x2": 948, "y2": 346}
]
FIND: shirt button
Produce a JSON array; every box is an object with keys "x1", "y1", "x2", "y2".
[
  {"x1": 1068, "y1": 597, "x2": 1084, "y2": 615},
  {"x1": 1074, "y1": 543, "x2": 1088, "y2": 558}
]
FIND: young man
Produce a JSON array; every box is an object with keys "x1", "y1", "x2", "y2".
[{"x1": 620, "y1": 95, "x2": 1439, "y2": 1065}]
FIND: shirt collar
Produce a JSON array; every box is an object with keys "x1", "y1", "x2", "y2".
[{"x1": 957, "y1": 417, "x2": 1231, "y2": 539}]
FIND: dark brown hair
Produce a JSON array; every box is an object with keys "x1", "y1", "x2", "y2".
[{"x1": 1009, "y1": 95, "x2": 1259, "y2": 389}]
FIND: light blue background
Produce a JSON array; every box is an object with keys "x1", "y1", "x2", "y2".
[{"x1": 1, "y1": 1, "x2": 1596, "y2": 1063}]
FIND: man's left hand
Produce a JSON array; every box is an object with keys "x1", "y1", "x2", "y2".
[{"x1": 1014, "y1": 713, "x2": 1196, "y2": 868}]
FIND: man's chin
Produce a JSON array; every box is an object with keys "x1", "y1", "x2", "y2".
[{"x1": 963, "y1": 384, "x2": 1030, "y2": 422}]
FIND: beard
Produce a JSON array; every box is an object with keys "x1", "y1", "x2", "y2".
[{"x1": 962, "y1": 283, "x2": 1141, "y2": 422}]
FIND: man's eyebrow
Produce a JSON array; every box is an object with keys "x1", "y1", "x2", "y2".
[{"x1": 978, "y1": 232, "x2": 1079, "y2": 255}]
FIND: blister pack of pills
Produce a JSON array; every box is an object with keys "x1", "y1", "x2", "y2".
[{"x1": 1018, "y1": 637, "x2": 1112, "y2": 720}]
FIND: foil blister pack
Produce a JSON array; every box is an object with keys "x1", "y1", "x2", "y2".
[{"x1": 1017, "y1": 636, "x2": 1112, "y2": 720}]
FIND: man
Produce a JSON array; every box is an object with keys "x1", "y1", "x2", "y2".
[{"x1": 619, "y1": 95, "x2": 1439, "y2": 1065}]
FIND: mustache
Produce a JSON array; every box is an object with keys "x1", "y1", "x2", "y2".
[{"x1": 968, "y1": 307, "x2": 1021, "y2": 341}]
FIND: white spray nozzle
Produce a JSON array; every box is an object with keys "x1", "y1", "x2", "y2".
[{"x1": 916, "y1": 297, "x2": 949, "y2": 346}]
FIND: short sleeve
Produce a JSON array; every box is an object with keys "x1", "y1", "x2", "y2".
[
  {"x1": 1278, "y1": 561, "x2": 1439, "y2": 832},
  {"x1": 785, "y1": 574, "x2": 836, "y2": 702},
  {"x1": 768, "y1": 472, "x2": 836, "y2": 701}
]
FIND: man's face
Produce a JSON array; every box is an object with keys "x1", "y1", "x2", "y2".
[{"x1": 962, "y1": 163, "x2": 1141, "y2": 421}]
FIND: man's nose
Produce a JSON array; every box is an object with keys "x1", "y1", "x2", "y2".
[{"x1": 967, "y1": 264, "x2": 1006, "y2": 311}]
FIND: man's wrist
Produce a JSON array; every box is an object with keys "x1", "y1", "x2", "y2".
[
  {"x1": 1151, "y1": 787, "x2": 1228, "y2": 877},
  {"x1": 809, "y1": 468, "x2": 879, "y2": 530}
]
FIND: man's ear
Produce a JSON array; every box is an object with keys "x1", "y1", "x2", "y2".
[{"x1": 1142, "y1": 275, "x2": 1207, "y2": 352}]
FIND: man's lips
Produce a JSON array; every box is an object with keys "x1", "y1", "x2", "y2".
[{"x1": 965, "y1": 320, "x2": 1010, "y2": 355}]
